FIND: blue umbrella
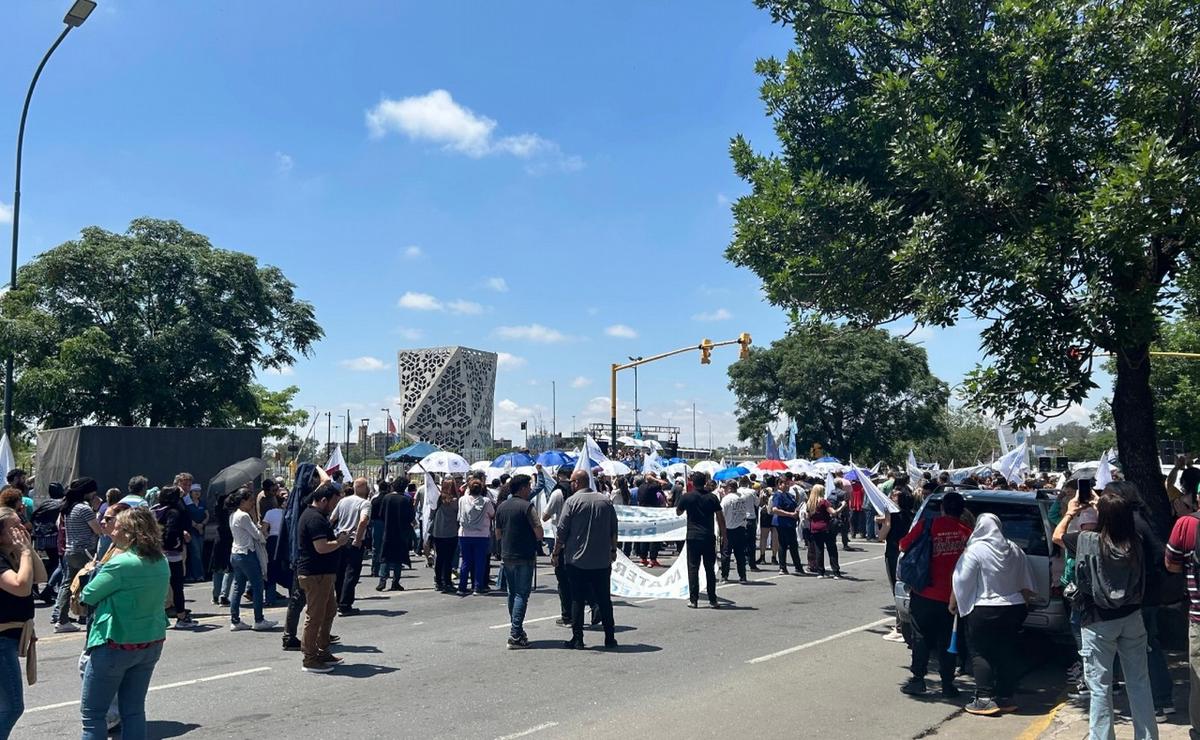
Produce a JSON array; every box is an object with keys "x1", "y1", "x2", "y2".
[
  {"x1": 386, "y1": 441, "x2": 441, "y2": 462},
  {"x1": 536, "y1": 450, "x2": 572, "y2": 467},
  {"x1": 714, "y1": 465, "x2": 751, "y2": 482},
  {"x1": 816, "y1": 455, "x2": 842, "y2": 464},
  {"x1": 492, "y1": 451, "x2": 535, "y2": 468},
  {"x1": 664, "y1": 457, "x2": 687, "y2": 465}
]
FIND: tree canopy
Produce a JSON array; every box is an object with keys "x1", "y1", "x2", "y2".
[
  {"x1": 728, "y1": 321, "x2": 948, "y2": 460},
  {"x1": 728, "y1": 0, "x2": 1200, "y2": 526},
  {"x1": 0, "y1": 218, "x2": 322, "y2": 429}
]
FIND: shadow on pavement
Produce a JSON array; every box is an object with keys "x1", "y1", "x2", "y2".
[
  {"x1": 352, "y1": 608, "x2": 407, "y2": 618},
  {"x1": 329, "y1": 663, "x2": 400, "y2": 678},
  {"x1": 330, "y1": 644, "x2": 383, "y2": 653},
  {"x1": 140, "y1": 720, "x2": 202, "y2": 737}
]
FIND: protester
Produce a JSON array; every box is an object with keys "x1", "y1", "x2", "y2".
[
  {"x1": 52, "y1": 477, "x2": 103, "y2": 633},
  {"x1": 296, "y1": 483, "x2": 349, "y2": 673},
  {"x1": 877, "y1": 485, "x2": 915, "y2": 642},
  {"x1": 719, "y1": 481, "x2": 753, "y2": 584},
  {"x1": 757, "y1": 487, "x2": 778, "y2": 566},
  {"x1": 329, "y1": 478, "x2": 371, "y2": 614},
  {"x1": 152, "y1": 486, "x2": 194, "y2": 629},
  {"x1": 210, "y1": 492, "x2": 234, "y2": 607},
  {"x1": 458, "y1": 479, "x2": 495, "y2": 595},
  {"x1": 1054, "y1": 491, "x2": 1158, "y2": 739},
  {"x1": 32, "y1": 483, "x2": 64, "y2": 603},
  {"x1": 179, "y1": 477, "x2": 207, "y2": 583},
  {"x1": 0, "y1": 506, "x2": 42, "y2": 738},
  {"x1": 78, "y1": 507, "x2": 170, "y2": 740},
  {"x1": 430, "y1": 479, "x2": 460, "y2": 593},
  {"x1": 553, "y1": 470, "x2": 618, "y2": 649},
  {"x1": 678, "y1": 472, "x2": 726, "y2": 609},
  {"x1": 808, "y1": 484, "x2": 843, "y2": 578},
  {"x1": 899, "y1": 491, "x2": 970, "y2": 698},
  {"x1": 227, "y1": 489, "x2": 276, "y2": 632},
  {"x1": 377, "y1": 479, "x2": 415, "y2": 594},
  {"x1": 950, "y1": 513, "x2": 1036, "y2": 715},
  {"x1": 635, "y1": 475, "x2": 665, "y2": 568},
  {"x1": 495, "y1": 474, "x2": 542, "y2": 648},
  {"x1": 769, "y1": 478, "x2": 804, "y2": 575},
  {"x1": 1166, "y1": 493, "x2": 1200, "y2": 731},
  {"x1": 256, "y1": 478, "x2": 280, "y2": 524}
]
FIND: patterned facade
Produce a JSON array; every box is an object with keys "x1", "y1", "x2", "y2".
[{"x1": 397, "y1": 346, "x2": 497, "y2": 455}]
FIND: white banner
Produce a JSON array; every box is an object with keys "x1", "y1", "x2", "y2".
[
  {"x1": 614, "y1": 505, "x2": 688, "y2": 542},
  {"x1": 610, "y1": 545, "x2": 690, "y2": 599}
]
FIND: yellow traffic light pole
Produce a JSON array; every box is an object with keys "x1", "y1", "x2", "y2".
[{"x1": 608, "y1": 334, "x2": 752, "y2": 451}]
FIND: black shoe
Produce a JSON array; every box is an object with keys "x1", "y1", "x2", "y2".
[
  {"x1": 603, "y1": 637, "x2": 618, "y2": 649},
  {"x1": 507, "y1": 635, "x2": 530, "y2": 649},
  {"x1": 338, "y1": 607, "x2": 360, "y2": 617},
  {"x1": 375, "y1": 582, "x2": 386, "y2": 592},
  {"x1": 900, "y1": 677, "x2": 928, "y2": 695},
  {"x1": 942, "y1": 685, "x2": 960, "y2": 699},
  {"x1": 219, "y1": 596, "x2": 231, "y2": 606},
  {"x1": 389, "y1": 582, "x2": 404, "y2": 592},
  {"x1": 555, "y1": 618, "x2": 573, "y2": 627},
  {"x1": 282, "y1": 636, "x2": 301, "y2": 651},
  {"x1": 709, "y1": 601, "x2": 720, "y2": 609},
  {"x1": 779, "y1": 569, "x2": 788, "y2": 575},
  {"x1": 738, "y1": 578, "x2": 749, "y2": 584},
  {"x1": 687, "y1": 601, "x2": 698, "y2": 609},
  {"x1": 564, "y1": 637, "x2": 585, "y2": 649},
  {"x1": 749, "y1": 566, "x2": 762, "y2": 573},
  {"x1": 770, "y1": 556, "x2": 778, "y2": 565}
]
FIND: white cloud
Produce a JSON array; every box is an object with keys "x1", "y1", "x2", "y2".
[
  {"x1": 494, "y1": 324, "x2": 569, "y2": 343},
  {"x1": 716, "y1": 193, "x2": 730, "y2": 206},
  {"x1": 274, "y1": 152, "x2": 294, "y2": 175},
  {"x1": 403, "y1": 245, "x2": 423, "y2": 259},
  {"x1": 497, "y1": 352, "x2": 526, "y2": 369},
  {"x1": 673, "y1": 382, "x2": 686, "y2": 390},
  {"x1": 605, "y1": 324, "x2": 638, "y2": 339},
  {"x1": 365, "y1": 89, "x2": 581, "y2": 170},
  {"x1": 497, "y1": 398, "x2": 522, "y2": 413},
  {"x1": 0, "y1": 202, "x2": 11, "y2": 225},
  {"x1": 263, "y1": 365, "x2": 295, "y2": 377},
  {"x1": 397, "y1": 292, "x2": 442, "y2": 311},
  {"x1": 570, "y1": 376, "x2": 591, "y2": 389},
  {"x1": 340, "y1": 356, "x2": 389, "y2": 372},
  {"x1": 692, "y1": 308, "x2": 732, "y2": 322},
  {"x1": 394, "y1": 327, "x2": 423, "y2": 341},
  {"x1": 486, "y1": 277, "x2": 509, "y2": 293},
  {"x1": 447, "y1": 299, "x2": 483, "y2": 315}
]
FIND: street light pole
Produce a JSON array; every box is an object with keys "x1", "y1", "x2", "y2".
[
  {"x1": 628, "y1": 356, "x2": 642, "y2": 436},
  {"x1": 5, "y1": 1, "x2": 96, "y2": 439}
]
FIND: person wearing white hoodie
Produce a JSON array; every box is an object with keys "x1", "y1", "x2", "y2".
[{"x1": 458, "y1": 480, "x2": 495, "y2": 595}]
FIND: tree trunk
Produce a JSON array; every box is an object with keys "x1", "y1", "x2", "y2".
[{"x1": 1111, "y1": 345, "x2": 1169, "y2": 533}]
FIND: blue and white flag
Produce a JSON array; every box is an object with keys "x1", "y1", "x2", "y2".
[
  {"x1": 851, "y1": 459, "x2": 899, "y2": 514},
  {"x1": 765, "y1": 428, "x2": 781, "y2": 461}
]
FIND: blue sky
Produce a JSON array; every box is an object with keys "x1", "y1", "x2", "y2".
[{"x1": 0, "y1": 1, "x2": 1097, "y2": 448}]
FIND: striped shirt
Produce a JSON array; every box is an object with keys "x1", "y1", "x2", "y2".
[
  {"x1": 64, "y1": 503, "x2": 98, "y2": 555},
  {"x1": 1166, "y1": 514, "x2": 1200, "y2": 624}
]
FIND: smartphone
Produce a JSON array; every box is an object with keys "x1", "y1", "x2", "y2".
[{"x1": 1078, "y1": 478, "x2": 1093, "y2": 505}]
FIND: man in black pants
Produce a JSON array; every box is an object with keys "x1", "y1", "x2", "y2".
[
  {"x1": 553, "y1": 469, "x2": 619, "y2": 649},
  {"x1": 331, "y1": 478, "x2": 371, "y2": 616},
  {"x1": 719, "y1": 481, "x2": 753, "y2": 583},
  {"x1": 677, "y1": 472, "x2": 727, "y2": 608}
]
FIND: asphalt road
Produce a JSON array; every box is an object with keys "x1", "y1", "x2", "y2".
[{"x1": 14, "y1": 540, "x2": 1073, "y2": 740}]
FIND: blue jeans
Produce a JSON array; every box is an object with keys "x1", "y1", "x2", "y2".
[
  {"x1": 502, "y1": 561, "x2": 535, "y2": 639},
  {"x1": 211, "y1": 570, "x2": 232, "y2": 602},
  {"x1": 458, "y1": 536, "x2": 489, "y2": 593},
  {"x1": 0, "y1": 637, "x2": 23, "y2": 739},
  {"x1": 370, "y1": 521, "x2": 385, "y2": 576},
  {"x1": 80, "y1": 642, "x2": 163, "y2": 740},
  {"x1": 1080, "y1": 610, "x2": 1158, "y2": 740},
  {"x1": 230, "y1": 552, "x2": 264, "y2": 624},
  {"x1": 186, "y1": 532, "x2": 204, "y2": 581}
]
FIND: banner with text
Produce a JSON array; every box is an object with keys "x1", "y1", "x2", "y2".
[
  {"x1": 610, "y1": 545, "x2": 690, "y2": 600},
  {"x1": 614, "y1": 505, "x2": 688, "y2": 542}
]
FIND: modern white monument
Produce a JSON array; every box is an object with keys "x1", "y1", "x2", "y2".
[{"x1": 397, "y1": 346, "x2": 497, "y2": 455}]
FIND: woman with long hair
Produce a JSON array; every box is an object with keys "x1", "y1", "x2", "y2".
[
  {"x1": 951, "y1": 513, "x2": 1036, "y2": 715},
  {"x1": 227, "y1": 489, "x2": 276, "y2": 632},
  {"x1": 877, "y1": 486, "x2": 915, "y2": 642},
  {"x1": 151, "y1": 486, "x2": 193, "y2": 628},
  {"x1": 457, "y1": 479, "x2": 495, "y2": 595},
  {"x1": 430, "y1": 479, "x2": 460, "y2": 593},
  {"x1": 0, "y1": 507, "x2": 44, "y2": 737},
  {"x1": 1053, "y1": 491, "x2": 1157, "y2": 739},
  {"x1": 209, "y1": 493, "x2": 234, "y2": 607},
  {"x1": 807, "y1": 485, "x2": 842, "y2": 578},
  {"x1": 78, "y1": 507, "x2": 170, "y2": 740},
  {"x1": 51, "y1": 478, "x2": 103, "y2": 633}
]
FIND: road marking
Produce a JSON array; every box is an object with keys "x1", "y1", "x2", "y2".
[
  {"x1": 1016, "y1": 699, "x2": 1066, "y2": 740},
  {"x1": 747, "y1": 618, "x2": 892, "y2": 664},
  {"x1": 25, "y1": 666, "x2": 272, "y2": 714},
  {"x1": 489, "y1": 614, "x2": 559, "y2": 630},
  {"x1": 495, "y1": 721, "x2": 559, "y2": 740},
  {"x1": 412, "y1": 621, "x2": 425, "y2": 626}
]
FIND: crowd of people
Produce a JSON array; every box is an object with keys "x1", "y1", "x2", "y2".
[{"x1": 4, "y1": 453, "x2": 1200, "y2": 738}]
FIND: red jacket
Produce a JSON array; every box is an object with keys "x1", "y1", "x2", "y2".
[
  {"x1": 899, "y1": 515, "x2": 971, "y2": 603},
  {"x1": 849, "y1": 482, "x2": 865, "y2": 512}
]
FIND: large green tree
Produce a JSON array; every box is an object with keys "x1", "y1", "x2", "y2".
[
  {"x1": 904, "y1": 406, "x2": 995, "y2": 467},
  {"x1": 728, "y1": 0, "x2": 1200, "y2": 527},
  {"x1": 0, "y1": 218, "x2": 322, "y2": 428},
  {"x1": 728, "y1": 321, "x2": 948, "y2": 460},
  {"x1": 220, "y1": 384, "x2": 310, "y2": 440}
]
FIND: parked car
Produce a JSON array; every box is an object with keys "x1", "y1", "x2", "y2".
[{"x1": 893, "y1": 488, "x2": 1070, "y2": 639}]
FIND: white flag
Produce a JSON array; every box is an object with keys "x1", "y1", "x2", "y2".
[
  {"x1": 994, "y1": 441, "x2": 1029, "y2": 484},
  {"x1": 0, "y1": 434, "x2": 14, "y2": 485},
  {"x1": 324, "y1": 444, "x2": 351, "y2": 478},
  {"x1": 906, "y1": 449, "x2": 924, "y2": 485},
  {"x1": 824, "y1": 471, "x2": 836, "y2": 495},
  {"x1": 643, "y1": 449, "x2": 664, "y2": 475},
  {"x1": 1095, "y1": 449, "x2": 1114, "y2": 491},
  {"x1": 422, "y1": 473, "x2": 437, "y2": 545},
  {"x1": 576, "y1": 436, "x2": 598, "y2": 490},
  {"x1": 852, "y1": 459, "x2": 898, "y2": 514}
]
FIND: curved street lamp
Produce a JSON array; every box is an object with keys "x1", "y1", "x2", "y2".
[{"x1": 5, "y1": 0, "x2": 97, "y2": 437}]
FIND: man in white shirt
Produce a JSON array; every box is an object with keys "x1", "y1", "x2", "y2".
[
  {"x1": 330, "y1": 478, "x2": 371, "y2": 616},
  {"x1": 720, "y1": 482, "x2": 754, "y2": 584}
]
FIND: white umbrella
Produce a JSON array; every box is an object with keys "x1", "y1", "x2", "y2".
[
  {"x1": 693, "y1": 460, "x2": 722, "y2": 475},
  {"x1": 617, "y1": 436, "x2": 640, "y2": 447},
  {"x1": 599, "y1": 460, "x2": 632, "y2": 476},
  {"x1": 511, "y1": 465, "x2": 538, "y2": 478},
  {"x1": 813, "y1": 461, "x2": 848, "y2": 475},
  {"x1": 786, "y1": 458, "x2": 814, "y2": 476},
  {"x1": 469, "y1": 460, "x2": 492, "y2": 471},
  {"x1": 665, "y1": 462, "x2": 691, "y2": 478},
  {"x1": 645, "y1": 440, "x2": 663, "y2": 451},
  {"x1": 415, "y1": 451, "x2": 470, "y2": 475}
]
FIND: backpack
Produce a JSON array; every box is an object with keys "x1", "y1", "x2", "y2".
[
  {"x1": 1075, "y1": 531, "x2": 1144, "y2": 611},
  {"x1": 31, "y1": 499, "x2": 61, "y2": 552},
  {"x1": 899, "y1": 511, "x2": 936, "y2": 592}
]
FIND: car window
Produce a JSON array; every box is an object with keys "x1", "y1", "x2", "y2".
[{"x1": 963, "y1": 500, "x2": 1049, "y2": 556}]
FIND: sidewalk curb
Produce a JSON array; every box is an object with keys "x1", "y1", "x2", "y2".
[{"x1": 1016, "y1": 699, "x2": 1066, "y2": 740}]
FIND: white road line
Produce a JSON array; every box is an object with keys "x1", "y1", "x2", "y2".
[
  {"x1": 412, "y1": 621, "x2": 425, "y2": 626},
  {"x1": 746, "y1": 618, "x2": 892, "y2": 664},
  {"x1": 25, "y1": 666, "x2": 272, "y2": 714},
  {"x1": 489, "y1": 614, "x2": 560, "y2": 630},
  {"x1": 495, "y1": 721, "x2": 559, "y2": 740}
]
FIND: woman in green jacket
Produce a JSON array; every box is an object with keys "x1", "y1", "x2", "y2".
[{"x1": 78, "y1": 507, "x2": 170, "y2": 740}]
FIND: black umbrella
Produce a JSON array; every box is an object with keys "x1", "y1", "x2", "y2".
[{"x1": 207, "y1": 457, "x2": 267, "y2": 499}]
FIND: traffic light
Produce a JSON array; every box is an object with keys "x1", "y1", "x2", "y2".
[
  {"x1": 699, "y1": 338, "x2": 714, "y2": 364},
  {"x1": 738, "y1": 332, "x2": 752, "y2": 360}
]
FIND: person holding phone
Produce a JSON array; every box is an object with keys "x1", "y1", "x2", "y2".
[{"x1": 296, "y1": 483, "x2": 349, "y2": 673}]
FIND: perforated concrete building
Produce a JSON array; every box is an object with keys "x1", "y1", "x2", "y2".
[{"x1": 397, "y1": 346, "x2": 497, "y2": 455}]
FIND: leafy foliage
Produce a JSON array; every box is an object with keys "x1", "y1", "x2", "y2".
[
  {"x1": 727, "y1": 321, "x2": 948, "y2": 459},
  {"x1": 0, "y1": 218, "x2": 322, "y2": 428},
  {"x1": 224, "y1": 384, "x2": 310, "y2": 440}
]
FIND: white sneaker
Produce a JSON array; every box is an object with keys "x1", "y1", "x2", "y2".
[
  {"x1": 252, "y1": 619, "x2": 278, "y2": 632},
  {"x1": 882, "y1": 629, "x2": 906, "y2": 643},
  {"x1": 230, "y1": 621, "x2": 251, "y2": 632},
  {"x1": 53, "y1": 621, "x2": 80, "y2": 633}
]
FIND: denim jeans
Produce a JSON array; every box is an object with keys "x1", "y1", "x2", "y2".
[
  {"x1": 0, "y1": 636, "x2": 23, "y2": 739},
  {"x1": 1080, "y1": 610, "x2": 1158, "y2": 740},
  {"x1": 186, "y1": 531, "x2": 205, "y2": 581},
  {"x1": 230, "y1": 552, "x2": 265, "y2": 624},
  {"x1": 370, "y1": 521, "x2": 385, "y2": 576},
  {"x1": 80, "y1": 642, "x2": 163, "y2": 740},
  {"x1": 458, "y1": 536, "x2": 490, "y2": 593},
  {"x1": 52, "y1": 551, "x2": 91, "y2": 623},
  {"x1": 211, "y1": 570, "x2": 232, "y2": 603},
  {"x1": 502, "y1": 560, "x2": 535, "y2": 639}
]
